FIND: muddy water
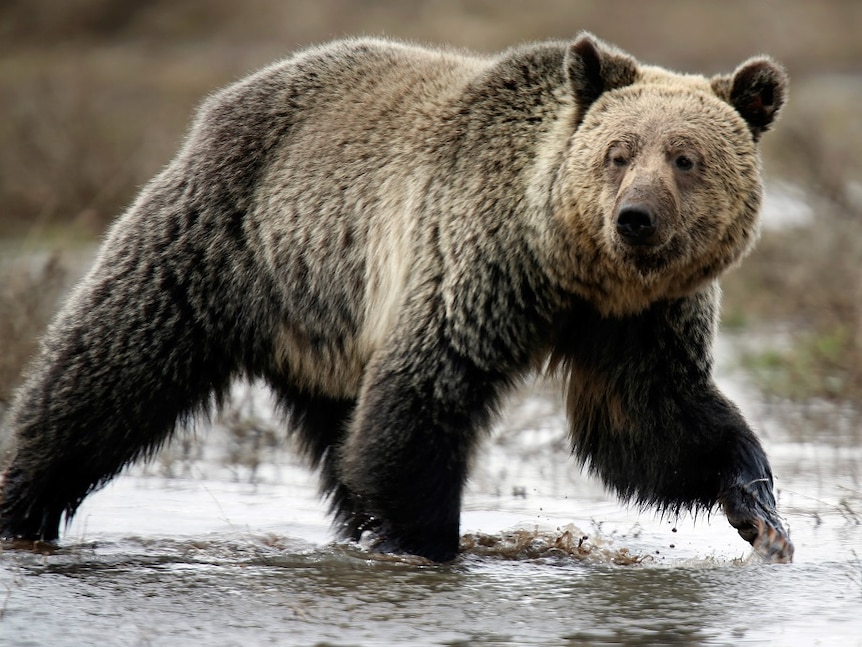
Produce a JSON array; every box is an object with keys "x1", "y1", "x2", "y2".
[{"x1": 1, "y1": 350, "x2": 861, "y2": 646}]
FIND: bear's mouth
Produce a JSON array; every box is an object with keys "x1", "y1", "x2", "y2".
[{"x1": 615, "y1": 233, "x2": 686, "y2": 276}]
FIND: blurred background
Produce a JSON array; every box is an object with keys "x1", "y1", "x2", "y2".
[{"x1": 1, "y1": 0, "x2": 860, "y2": 432}]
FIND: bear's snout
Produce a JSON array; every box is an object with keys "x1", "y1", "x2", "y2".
[{"x1": 616, "y1": 203, "x2": 658, "y2": 246}]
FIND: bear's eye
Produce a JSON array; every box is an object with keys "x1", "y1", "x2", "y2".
[
  {"x1": 606, "y1": 143, "x2": 633, "y2": 170},
  {"x1": 610, "y1": 154, "x2": 629, "y2": 168},
  {"x1": 674, "y1": 155, "x2": 694, "y2": 171}
]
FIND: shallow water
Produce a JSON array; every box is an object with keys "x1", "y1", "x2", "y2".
[{"x1": 1, "y1": 354, "x2": 861, "y2": 646}]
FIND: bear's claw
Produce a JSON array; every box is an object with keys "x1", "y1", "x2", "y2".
[
  {"x1": 722, "y1": 482, "x2": 793, "y2": 564},
  {"x1": 728, "y1": 515, "x2": 793, "y2": 563}
]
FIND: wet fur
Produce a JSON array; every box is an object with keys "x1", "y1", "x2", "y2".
[{"x1": 0, "y1": 35, "x2": 789, "y2": 562}]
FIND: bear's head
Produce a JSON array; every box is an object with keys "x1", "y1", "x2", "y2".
[{"x1": 555, "y1": 33, "x2": 787, "y2": 315}]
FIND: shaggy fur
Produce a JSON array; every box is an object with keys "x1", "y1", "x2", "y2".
[{"x1": 0, "y1": 34, "x2": 791, "y2": 562}]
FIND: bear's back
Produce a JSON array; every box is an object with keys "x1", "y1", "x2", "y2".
[{"x1": 253, "y1": 38, "x2": 491, "y2": 130}]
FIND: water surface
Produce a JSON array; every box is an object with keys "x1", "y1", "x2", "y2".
[{"x1": 1, "y1": 355, "x2": 861, "y2": 646}]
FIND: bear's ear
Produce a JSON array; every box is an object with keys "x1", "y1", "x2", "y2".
[
  {"x1": 711, "y1": 57, "x2": 788, "y2": 141},
  {"x1": 565, "y1": 32, "x2": 640, "y2": 125}
]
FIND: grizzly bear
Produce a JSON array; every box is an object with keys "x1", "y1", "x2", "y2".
[{"x1": 0, "y1": 34, "x2": 792, "y2": 562}]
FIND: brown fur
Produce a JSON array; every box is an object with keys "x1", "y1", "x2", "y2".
[{"x1": 0, "y1": 34, "x2": 792, "y2": 562}]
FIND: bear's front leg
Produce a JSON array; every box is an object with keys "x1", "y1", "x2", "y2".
[
  {"x1": 337, "y1": 321, "x2": 509, "y2": 562},
  {"x1": 556, "y1": 285, "x2": 793, "y2": 562},
  {"x1": 686, "y1": 389, "x2": 794, "y2": 563}
]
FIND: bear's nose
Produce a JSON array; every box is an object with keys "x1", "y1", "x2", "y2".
[{"x1": 616, "y1": 205, "x2": 657, "y2": 246}]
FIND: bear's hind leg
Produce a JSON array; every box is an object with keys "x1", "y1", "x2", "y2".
[
  {"x1": 266, "y1": 383, "x2": 372, "y2": 540},
  {"x1": 0, "y1": 243, "x2": 241, "y2": 542}
]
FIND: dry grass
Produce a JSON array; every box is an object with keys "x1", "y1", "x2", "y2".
[
  {"x1": 723, "y1": 112, "x2": 862, "y2": 420},
  {"x1": 0, "y1": 77, "x2": 140, "y2": 237},
  {"x1": 0, "y1": 254, "x2": 71, "y2": 414}
]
